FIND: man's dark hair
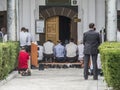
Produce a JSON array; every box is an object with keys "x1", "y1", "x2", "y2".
[
  {"x1": 21, "y1": 27, "x2": 26, "y2": 31},
  {"x1": 70, "y1": 38, "x2": 74, "y2": 42},
  {"x1": 26, "y1": 29, "x2": 29, "y2": 32},
  {"x1": 89, "y1": 23, "x2": 95, "y2": 28},
  {"x1": 47, "y1": 40, "x2": 52, "y2": 42},
  {"x1": 21, "y1": 46, "x2": 26, "y2": 50}
]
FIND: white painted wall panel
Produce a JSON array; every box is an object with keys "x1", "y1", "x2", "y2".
[
  {"x1": 117, "y1": 0, "x2": 120, "y2": 10},
  {"x1": 0, "y1": 0, "x2": 7, "y2": 11},
  {"x1": 34, "y1": 0, "x2": 45, "y2": 41},
  {"x1": 30, "y1": 0, "x2": 36, "y2": 41},
  {"x1": 96, "y1": 0, "x2": 105, "y2": 31},
  {"x1": 35, "y1": 0, "x2": 45, "y2": 20},
  {"x1": 81, "y1": 0, "x2": 89, "y2": 32},
  {"x1": 77, "y1": 0, "x2": 83, "y2": 42},
  {"x1": 88, "y1": 0, "x2": 96, "y2": 23},
  {"x1": 22, "y1": 0, "x2": 31, "y2": 29},
  {"x1": 19, "y1": 0, "x2": 36, "y2": 41}
]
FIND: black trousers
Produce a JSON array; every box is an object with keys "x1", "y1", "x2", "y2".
[
  {"x1": 66, "y1": 56, "x2": 77, "y2": 63},
  {"x1": 43, "y1": 53, "x2": 54, "y2": 62},
  {"x1": 84, "y1": 54, "x2": 98, "y2": 79}
]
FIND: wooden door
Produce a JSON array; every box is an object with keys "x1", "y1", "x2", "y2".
[{"x1": 46, "y1": 16, "x2": 59, "y2": 44}]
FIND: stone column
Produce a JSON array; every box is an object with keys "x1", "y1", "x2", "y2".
[
  {"x1": 16, "y1": 0, "x2": 19, "y2": 41},
  {"x1": 7, "y1": 0, "x2": 16, "y2": 41},
  {"x1": 106, "y1": 0, "x2": 117, "y2": 41}
]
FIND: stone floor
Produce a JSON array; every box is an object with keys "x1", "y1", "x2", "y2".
[{"x1": 0, "y1": 68, "x2": 107, "y2": 90}]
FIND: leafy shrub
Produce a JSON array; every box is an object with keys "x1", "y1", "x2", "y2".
[
  {"x1": 99, "y1": 42, "x2": 120, "y2": 90},
  {"x1": 0, "y1": 42, "x2": 19, "y2": 80}
]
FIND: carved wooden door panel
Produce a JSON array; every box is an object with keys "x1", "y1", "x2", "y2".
[{"x1": 46, "y1": 16, "x2": 59, "y2": 44}]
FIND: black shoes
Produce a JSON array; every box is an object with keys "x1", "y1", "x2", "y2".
[
  {"x1": 84, "y1": 76, "x2": 98, "y2": 80},
  {"x1": 84, "y1": 78, "x2": 88, "y2": 80},
  {"x1": 93, "y1": 78, "x2": 98, "y2": 80},
  {"x1": 84, "y1": 78, "x2": 98, "y2": 80},
  {"x1": 84, "y1": 76, "x2": 88, "y2": 80}
]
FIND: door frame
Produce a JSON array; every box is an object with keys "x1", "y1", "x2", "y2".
[{"x1": 39, "y1": 6, "x2": 78, "y2": 44}]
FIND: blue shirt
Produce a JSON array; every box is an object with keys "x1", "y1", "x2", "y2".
[{"x1": 54, "y1": 43, "x2": 65, "y2": 57}]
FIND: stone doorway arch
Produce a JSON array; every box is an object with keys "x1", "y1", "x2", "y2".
[{"x1": 39, "y1": 6, "x2": 78, "y2": 44}]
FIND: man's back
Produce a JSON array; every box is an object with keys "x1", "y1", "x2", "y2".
[
  {"x1": 38, "y1": 45, "x2": 43, "y2": 60},
  {"x1": 26, "y1": 32, "x2": 32, "y2": 45},
  {"x1": 54, "y1": 43, "x2": 65, "y2": 57},
  {"x1": 78, "y1": 43, "x2": 84, "y2": 59},
  {"x1": 83, "y1": 30, "x2": 100, "y2": 54},
  {"x1": 20, "y1": 31, "x2": 27, "y2": 46},
  {"x1": 65, "y1": 42, "x2": 77, "y2": 57},
  {"x1": 43, "y1": 41, "x2": 54, "y2": 54}
]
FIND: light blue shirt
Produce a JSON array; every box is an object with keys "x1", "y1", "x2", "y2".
[{"x1": 54, "y1": 43, "x2": 65, "y2": 57}]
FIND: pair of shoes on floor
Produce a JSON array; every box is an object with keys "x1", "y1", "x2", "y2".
[
  {"x1": 84, "y1": 77, "x2": 98, "y2": 80},
  {"x1": 84, "y1": 78, "x2": 98, "y2": 80},
  {"x1": 20, "y1": 69, "x2": 31, "y2": 76},
  {"x1": 84, "y1": 78, "x2": 88, "y2": 80},
  {"x1": 93, "y1": 77, "x2": 98, "y2": 80},
  {"x1": 93, "y1": 78, "x2": 98, "y2": 80},
  {"x1": 84, "y1": 76, "x2": 88, "y2": 80}
]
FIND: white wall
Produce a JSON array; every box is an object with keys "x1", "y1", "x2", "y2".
[
  {"x1": 77, "y1": 0, "x2": 83, "y2": 42},
  {"x1": 20, "y1": 0, "x2": 31, "y2": 29},
  {"x1": 34, "y1": 0, "x2": 45, "y2": 41},
  {"x1": 96, "y1": 0, "x2": 105, "y2": 31},
  {"x1": 88, "y1": 0, "x2": 96, "y2": 24},
  {"x1": 19, "y1": 0, "x2": 36, "y2": 41},
  {"x1": 35, "y1": 0, "x2": 45, "y2": 20},
  {"x1": 77, "y1": 0, "x2": 105, "y2": 41},
  {"x1": 0, "y1": 0, "x2": 7, "y2": 11},
  {"x1": 81, "y1": 0, "x2": 104, "y2": 32},
  {"x1": 81, "y1": 0, "x2": 89, "y2": 33},
  {"x1": 117, "y1": 0, "x2": 120, "y2": 10}
]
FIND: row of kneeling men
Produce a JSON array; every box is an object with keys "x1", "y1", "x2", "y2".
[{"x1": 37, "y1": 39, "x2": 84, "y2": 64}]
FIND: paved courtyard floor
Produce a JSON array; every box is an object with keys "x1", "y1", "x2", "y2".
[{"x1": 0, "y1": 68, "x2": 107, "y2": 90}]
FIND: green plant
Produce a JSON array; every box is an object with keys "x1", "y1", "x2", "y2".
[
  {"x1": 0, "y1": 42, "x2": 19, "y2": 80},
  {"x1": 99, "y1": 42, "x2": 120, "y2": 90}
]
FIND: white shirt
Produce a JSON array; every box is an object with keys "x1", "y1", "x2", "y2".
[
  {"x1": 43, "y1": 41, "x2": 54, "y2": 54},
  {"x1": 65, "y1": 42, "x2": 77, "y2": 57},
  {"x1": 20, "y1": 31, "x2": 27, "y2": 46},
  {"x1": 3, "y1": 34, "x2": 7, "y2": 42},
  {"x1": 26, "y1": 32, "x2": 32, "y2": 45},
  {"x1": 117, "y1": 31, "x2": 120, "y2": 42},
  {"x1": 38, "y1": 45, "x2": 43, "y2": 60},
  {"x1": 78, "y1": 44, "x2": 84, "y2": 60}
]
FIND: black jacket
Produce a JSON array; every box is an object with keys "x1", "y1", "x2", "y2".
[{"x1": 83, "y1": 30, "x2": 101, "y2": 54}]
